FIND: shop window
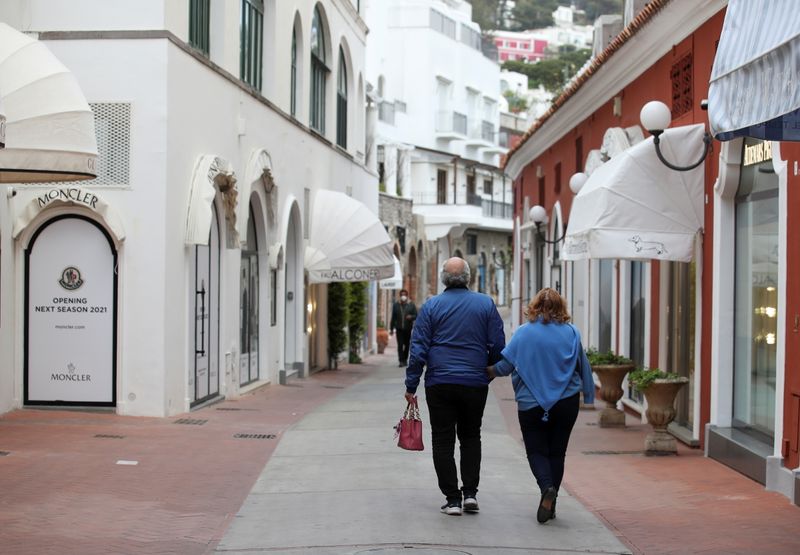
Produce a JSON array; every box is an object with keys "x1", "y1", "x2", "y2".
[
  {"x1": 670, "y1": 52, "x2": 693, "y2": 119},
  {"x1": 189, "y1": 0, "x2": 210, "y2": 55},
  {"x1": 598, "y1": 259, "x2": 613, "y2": 352},
  {"x1": 733, "y1": 138, "x2": 779, "y2": 438},
  {"x1": 270, "y1": 269, "x2": 278, "y2": 326},
  {"x1": 240, "y1": 0, "x2": 264, "y2": 90}
]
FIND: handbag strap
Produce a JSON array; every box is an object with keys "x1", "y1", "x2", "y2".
[{"x1": 404, "y1": 401, "x2": 421, "y2": 421}]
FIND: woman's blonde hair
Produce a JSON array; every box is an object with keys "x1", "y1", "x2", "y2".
[{"x1": 527, "y1": 287, "x2": 571, "y2": 324}]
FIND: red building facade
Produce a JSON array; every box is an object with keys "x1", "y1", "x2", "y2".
[{"x1": 505, "y1": 0, "x2": 800, "y2": 505}]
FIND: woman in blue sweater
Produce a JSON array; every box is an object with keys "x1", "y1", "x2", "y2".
[{"x1": 488, "y1": 287, "x2": 594, "y2": 524}]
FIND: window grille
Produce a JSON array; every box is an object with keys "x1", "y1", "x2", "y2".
[
  {"x1": 189, "y1": 0, "x2": 210, "y2": 55},
  {"x1": 240, "y1": 0, "x2": 264, "y2": 90},
  {"x1": 86, "y1": 102, "x2": 131, "y2": 187},
  {"x1": 670, "y1": 52, "x2": 693, "y2": 119}
]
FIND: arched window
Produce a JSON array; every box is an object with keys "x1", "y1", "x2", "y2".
[
  {"x1": 336, "y1": 47, "x2": 347, "y2": 148},
  {"x1": 291, "y1": 27, "x2": 298, "y2": 116},
  {"x1": 310, "y1": 6, "x2": 329, "y2": 133}
]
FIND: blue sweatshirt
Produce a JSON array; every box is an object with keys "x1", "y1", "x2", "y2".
[
  {"x1": 494, "y1": 319, "x2": 595, "y2": 413},
  {"x1": 405, "y1": 286, "x2": 505, "y2": 393}
]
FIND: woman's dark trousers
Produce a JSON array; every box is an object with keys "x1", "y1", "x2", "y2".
[
  {"x1": 425, "y1": 384, "x2": 489, "y2": 503},
  {"x1": 518, "y1": 392, "x2": 580, "y2": 494}
]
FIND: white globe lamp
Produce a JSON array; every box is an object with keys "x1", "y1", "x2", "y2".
[
  {"x1": 529, "y1": 205, "x2": 547, "y2": 224},
  {"x1": 639, "y1": 100, "x2": 672, "y2": 135},
  {"x1": 569, "y1": 172, "x2": 588, "y2": 194}
]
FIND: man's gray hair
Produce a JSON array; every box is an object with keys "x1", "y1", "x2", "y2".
[{"x1": 441, "y1": 259, "x2": 470, "y2": 288}]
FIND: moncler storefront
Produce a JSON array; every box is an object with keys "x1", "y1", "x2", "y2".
[{"x1": 15, "y1": 188, "x2": 123, "y2": 407}]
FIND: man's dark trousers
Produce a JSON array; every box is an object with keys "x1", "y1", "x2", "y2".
[
  {"x1": 396, "y1": 328, "x2": 412, "y2": 364},
  {"x1": 425, "y1": 383, "x2": 489, "y2": 503}
]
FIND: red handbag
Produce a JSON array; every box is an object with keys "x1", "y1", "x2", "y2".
[{"x1": 395, "y1": 397, "x2": 424, "y2": 451}]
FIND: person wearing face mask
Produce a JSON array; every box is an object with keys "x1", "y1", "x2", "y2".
[{"x1": 390, "y1": 289, "x2": 417, "y2": 367}]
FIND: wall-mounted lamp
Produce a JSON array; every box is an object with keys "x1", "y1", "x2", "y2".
[
  {"x1": 569, "y1": 172, "x2": 588, "y2": 194},
  {"x1": 529, "y1": 205, "x2": 566, "y2": 244},
  {"x1": 639, "y1": 100, "x2": 712, "y2": 172}
]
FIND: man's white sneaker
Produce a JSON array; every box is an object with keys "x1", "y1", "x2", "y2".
[
  {"x1": 463, "y1": 497, "x2": 479, "y2": 513},
  {"x1": 440, "y1": 502, "x2": 462, "y2": 515}
]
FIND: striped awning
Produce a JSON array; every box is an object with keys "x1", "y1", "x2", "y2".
[{"x1": 709, "y1": 0, "x2": 800, "y2": 141}]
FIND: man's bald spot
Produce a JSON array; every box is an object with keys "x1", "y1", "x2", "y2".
[{"x1": 444, "y1": 257, "x2": 467, "y2": 274}]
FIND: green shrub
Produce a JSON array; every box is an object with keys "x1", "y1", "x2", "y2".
[
  {"x1": 348, "y1": 282, "x2": 368, "y2": 364},
  {"x1": 628, "y1": 368, "x2": 682, "y2": 392},
  {"x1": 585, "y1": 348, "x2": 633, "y2": 366},
  {"x1": 327, "y1": 282, "x2": 350, "y2": 368}
]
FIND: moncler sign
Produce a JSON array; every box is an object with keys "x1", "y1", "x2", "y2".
[{"x1": 37, "y1": 187, "x2": 99, "y2": 210}]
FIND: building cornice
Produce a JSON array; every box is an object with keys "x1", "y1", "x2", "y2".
[{"x1": 504, "y1": 0, "x2": 727, "y2": 180}]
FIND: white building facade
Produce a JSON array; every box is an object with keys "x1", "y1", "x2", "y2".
[
  {"x1": 363, "y1": 0, "x2": 513, "y2": 304},
  {"x1": 0, "y1": 0, "x2": 387, "y2": 417}
]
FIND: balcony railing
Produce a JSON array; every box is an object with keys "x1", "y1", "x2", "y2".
[
  {"x1": 482, "y1": 199, "x2": 513, "y2": 219},
  {"x1": 436, "y1": 110, "x2": 468, "y2": 135},
  {"x1": 413, "y1": 192, "x2": 513, "y2": 220}
]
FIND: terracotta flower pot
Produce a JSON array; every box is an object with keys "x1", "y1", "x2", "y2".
[
  {"x1": 641, "y1": 377, "x2": 689, "y2": 455},
  {"x1": 592, "y1": 363, "x2": 635, "y2": 427},
  {"x1": 376, "y1": 327, "x2": 389, "y2": 354}
]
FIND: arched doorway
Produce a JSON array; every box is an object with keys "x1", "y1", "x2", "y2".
[
  {"x1": 189, "y1": 204, "x2": 221, "y2": 406},
  {"x1": 25, "y1": 215, "x2": 117, "y2": 407},
  {"x1": 239, "y1": 202, "x2": 260, "y2": 386}
]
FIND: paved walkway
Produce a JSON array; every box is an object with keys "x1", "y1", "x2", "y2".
[
  {"x1": 214, "y1": 359, "x2": 628, "y2": 555},
  {"x1": 1, "y1": 340, "x2": 799, "y2": 554}
]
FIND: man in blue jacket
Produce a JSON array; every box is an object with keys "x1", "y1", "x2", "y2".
[{"x1": 404, "y1": 257, "x2": 505, "y2": 515}]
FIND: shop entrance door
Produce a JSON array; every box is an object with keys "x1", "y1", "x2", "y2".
[
  {"x1": 25, "y1": 216, "x2": 117, "y2": 407},
  {"x1": 190, "y1": 206, "x2": 220, "y2": 406},
  {"x1": 239, "y1": 210, "x2": 259, "y2": 386}
]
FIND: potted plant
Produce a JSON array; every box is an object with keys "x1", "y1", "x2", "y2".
[
  {"x1": 586, "y1": 348, "x2": 635, "y2": 428},
  {"x1": 376, "y1": 320, "x2": 389, "y2": 354},
  {"x1": 629, "y1": 367, "x2": 689, "y2": 455}
]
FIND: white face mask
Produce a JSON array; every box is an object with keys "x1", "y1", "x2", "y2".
[{"x1": 400, "y1": 295, "x2": 408, "y2": 302}]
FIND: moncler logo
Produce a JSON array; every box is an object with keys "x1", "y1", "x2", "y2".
[{"x1": 59, "y1": 267, "x2": 84, "y2": 290}]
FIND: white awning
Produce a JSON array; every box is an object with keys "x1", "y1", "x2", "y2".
[
  {"x1": 305, "y1": 190, "x2": 394, "y2": 283},
  {"x1": 709, "y1": 0, "x2": 800, "y2": 141},
  {"x1": 0, "y1": 23, "x2": 98, "y2": 183},
  {"x1": 185, "y1": 155, "x2": 236, "y2": 245},
  {"x1": 562, "y1": 124, "x2": 705, "y2": 262},
  {"x1": 379, "y1": 256, "x2": 403, "y2": 289}
]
